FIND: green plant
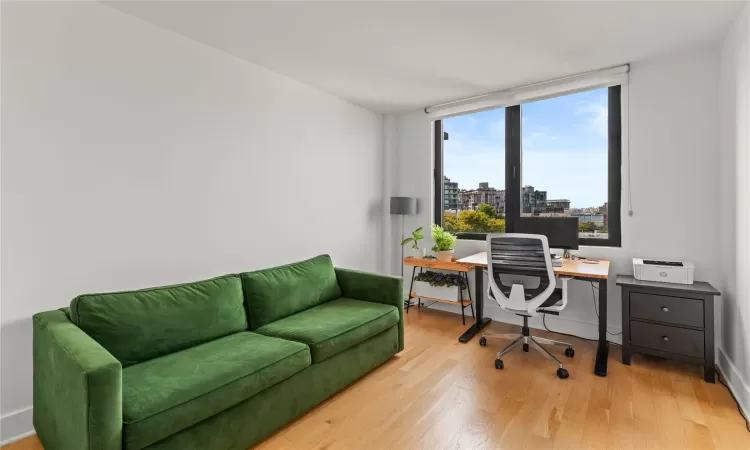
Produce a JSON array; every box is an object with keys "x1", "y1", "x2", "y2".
[
  {"x1": 578, "y1": 222, "x2": 597, "y2": 233},
  {"x1": 431, "y1": 224, "x2": 457, "y2": 252},
  {"x1": 476, "y1": 202, "x2": 503, "y2": 219},
  {"x1": 415, "y1": 270, "x2": 467, "y2": 288},
  {"x1": 400, "y1": 227, "x2": 424, "y2": 250},
  {"x1": 444, "y1": 210, "x2": 505, "y2": 233}
]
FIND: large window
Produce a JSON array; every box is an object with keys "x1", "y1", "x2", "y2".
[
  {"x1": 440, "y1": 108, "x2": 506, "y2": 235},
  {"x1": 434, "y1": 86, "x2": 622, "y2": 247}
]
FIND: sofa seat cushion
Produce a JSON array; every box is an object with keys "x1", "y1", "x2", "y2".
[
  {"x1": 122, "y1": 332, "x2": 310, "y2": 450},
  {"x1": 255, "y1": 298, "x2": 399, "y2": 363}
]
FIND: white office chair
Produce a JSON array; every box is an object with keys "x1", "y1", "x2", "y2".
[{"x1": 479, "y1": 233, "x2": 574, "y2": 379}]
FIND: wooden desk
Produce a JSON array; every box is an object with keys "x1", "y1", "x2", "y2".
[
  {"x1": 456, "y1": 251, "x2": 612, "y2": 377},
  {"x1": 403, "y1": 256, "x2": 479, "y2": 272}
]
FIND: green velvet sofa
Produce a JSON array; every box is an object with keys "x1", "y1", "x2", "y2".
[{"x1": 33, "y1": 255, "x2": 403, "y2": 450}]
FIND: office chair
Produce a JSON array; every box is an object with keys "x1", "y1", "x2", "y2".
[{"x1": 479, "y1": 233, "x2": 574, "y2": 379}]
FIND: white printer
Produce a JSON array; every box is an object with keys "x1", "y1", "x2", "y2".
[{"x1": 633, "y1": 258, "x2": 695, "y2": 285}]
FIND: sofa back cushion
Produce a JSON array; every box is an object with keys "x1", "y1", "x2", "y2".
[
  {"x1": 70, "y1": 275, "x2": 247, "y2": 367},
  {"x1": 241, "y1": 255, "x2": 342, "y2": 329}
]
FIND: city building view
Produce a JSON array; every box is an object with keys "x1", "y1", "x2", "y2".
[
  {"x1": 457, "y1": 181, "x2": 505, "y2": 214},
  {"x1": 443, "y1": 178, "x2": 609, "y2": 238},
  {"x1": 443, "y1": 176, "x2": 459, "y2": 210}
]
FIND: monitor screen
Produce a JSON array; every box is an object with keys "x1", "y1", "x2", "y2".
[{"x1": 515, "y1": 217, "x2": 579, "y2": 250}]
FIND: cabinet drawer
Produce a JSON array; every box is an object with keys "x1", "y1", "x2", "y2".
[
  {"x1": 630, "y1": 321, "x2": 704, "y2": 358},
  {"x1": 630, "y1": 292, "x2": 703, "y2": 328}
]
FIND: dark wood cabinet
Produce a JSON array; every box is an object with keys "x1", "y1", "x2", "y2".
[{"x1": 617, "y1": 275, "x2": 720, "y2": 383}]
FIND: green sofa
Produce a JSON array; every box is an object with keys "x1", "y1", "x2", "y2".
[{"x1": 33, "y1": 255, "x2": 403, "y2": 450}]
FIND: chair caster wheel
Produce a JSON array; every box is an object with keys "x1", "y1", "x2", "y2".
[
  {"x1": 565, "y1": 347, "x2": 575, "y2": 358},
  {"x1": 557, "y1": 368, "x2": 569, "y2": 379},
  {"x1": 523, "y1": 343, "x2": 529, "y2": 352},
  {"x1": 479, "y1": 337, "x2": 487, "y2": 347},
  {"x1": 495, "y1": 359, "x2": 504, "y2": 370}
]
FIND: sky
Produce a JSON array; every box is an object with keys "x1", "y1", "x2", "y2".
[{"x1": 443, "y1": 87, "x2": 608, "y2": 209}]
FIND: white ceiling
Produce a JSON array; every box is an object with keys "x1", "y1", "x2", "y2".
[{"x1": 106, "y1": 1, "x2": 744, "y2": 113}]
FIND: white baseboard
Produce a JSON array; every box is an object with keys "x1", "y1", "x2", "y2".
[
  {"x1": 717, "y1": 347, "x2": 750, "y2": 419},
  {"x1": 0, "y1": 406, "x2": 35, "y2": 446}
]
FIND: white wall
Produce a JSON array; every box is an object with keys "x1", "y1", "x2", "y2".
[
  {"x1": 719, "y1": 1, "x2": 750, "y2": 417},
  {"x1": 391, "y1": 44, "x2": 721, "y2": 342},
  {"x1": 0, "y1": 2, "x2": 384, "y2": 443}
]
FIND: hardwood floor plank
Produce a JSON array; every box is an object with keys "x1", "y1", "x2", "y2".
[{"x1": 5, "y1": 308, "x2": 750, "y2": 450}]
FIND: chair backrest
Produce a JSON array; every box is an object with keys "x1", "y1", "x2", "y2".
[{"x1": 486, "y1": 233, "x2": 556, "y2": 316}]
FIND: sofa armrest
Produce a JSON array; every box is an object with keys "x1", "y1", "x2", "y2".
[
  {"x1": 335, "y1": 268, "x2": 404, "y2": 352},
  {"x1": 33, "y1": 309, "x2": 122, "y2": 450}
]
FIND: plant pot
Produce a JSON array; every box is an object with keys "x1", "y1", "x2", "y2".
[
  {"x1": 434, "y1": 250, "x2": 454, "y2": 262},
  {"x1": 411, "y1": 248, "x2": 427, "y2": 259},
  {"x1": 413, "y1": 281, "x2": 469, "y2": 302}
]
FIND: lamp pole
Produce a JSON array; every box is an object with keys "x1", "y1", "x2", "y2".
[
  {"x1": 390, "y1": 196, "x2": 417, "y2": 304},
  {"x1": 400, "y1": 213, "x2": 405, "y2": 279}
]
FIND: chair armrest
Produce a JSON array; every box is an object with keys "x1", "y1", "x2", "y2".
[
  {"x1": 541, "y1": 277, "x2": 572, "y2": 313},
  {"x1": 335, "y1": 268, "x2": 404, "y2": 352},
  {"x1": 33, "y1": 309, "x2": 122, "y2": 450}
]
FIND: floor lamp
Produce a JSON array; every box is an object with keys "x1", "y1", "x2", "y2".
[{"x1": 390, "y1": 197, "x2": 416, "y2": 305}]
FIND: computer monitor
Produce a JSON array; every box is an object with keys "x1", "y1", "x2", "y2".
[{"x1": 515, "y1": 217, "x2": 579, "y2": 250}]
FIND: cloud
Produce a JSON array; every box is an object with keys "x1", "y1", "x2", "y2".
[
  {"x1": 522, "y1": 150, "x2": 607, "y2": 208},
  {"x1": 522, "y1": 129, "x2": 558, "y2": 151},
  {"x1": 577, "y1": 98, "x2": 608, "y2": 138},
  {"x1": 443, "y1": 132, "x2": 505, "y2": 190},
  {"x1": 488, "y1": 119, "x2": 505, "y2": 141}
]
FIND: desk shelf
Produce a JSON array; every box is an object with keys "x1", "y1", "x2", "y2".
[
  {"x1": 409, "y1": 293, "x2": 472, "y2": 307},
  {"x1": 404, "y1": 257, "x2": 475, "y2": 325}
]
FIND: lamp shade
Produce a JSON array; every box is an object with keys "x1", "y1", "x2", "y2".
[{"x1": 390, "y1": 197, "x2": 416, "y2": 215}]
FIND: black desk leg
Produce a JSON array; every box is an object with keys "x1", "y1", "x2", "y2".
[
  {"x1": 594, "y1": 278, "x2": 609, "y2": 377},
  {"x1": 459, "y1": 266, "x2": 492, "y2": 343}
]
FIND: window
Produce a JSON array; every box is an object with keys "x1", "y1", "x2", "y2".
[
  {"x1": 520, "y1": 88, "x2": 612, "y2": 242},
  {"x1": 439, "y1": 109, "x2": 506, "y2": 235},
  {"x1": 434, "y1": 86, "x2": 622, "y2": 247}
]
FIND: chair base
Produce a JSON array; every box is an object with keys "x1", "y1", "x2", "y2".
[{"x1": 480, "y1": 316, "x2": 574, "y2": 374}]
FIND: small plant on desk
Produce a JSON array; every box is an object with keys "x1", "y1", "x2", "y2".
[
  {"x1": 431, "y1": 225, "x2": 457, "y2": 262},
  {"x1": 400, "y1": 227, "x2": 425, "y2": 258}
]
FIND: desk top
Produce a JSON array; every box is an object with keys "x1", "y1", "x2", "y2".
[
  {"x1": 456, "y1": 251, "x2": 610, "y2": 279},
  {"x1": 403, "y1": 256, "x2": 475, "y2": 272}
]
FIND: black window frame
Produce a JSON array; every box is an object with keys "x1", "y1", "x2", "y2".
[{"x1": 433, "y1": 85, "x2": 622, "y2": 248}]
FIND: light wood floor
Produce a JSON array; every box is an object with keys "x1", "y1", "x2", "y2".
[{"x1": 6, "y1": 307, "x2": 750, "y2": 449}]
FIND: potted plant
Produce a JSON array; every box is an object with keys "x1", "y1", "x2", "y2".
[
  {"x1": 413, "y1": 270, "x2": 469, "y2": 302},
  {"x1": 431, "y1": 224, "x2": 457, "y2": 262},
  {"x1": 400, "y1": 227, "x2": 426, "y2": 258}
]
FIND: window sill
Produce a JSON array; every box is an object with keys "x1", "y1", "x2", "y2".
[{"x1": 452, "y1": 232, "x2": 621, "y2": 248}]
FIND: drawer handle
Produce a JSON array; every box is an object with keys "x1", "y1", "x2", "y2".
[
  {"x1": 661, "y1": 307, "x2": 669, "y2": 313},
  {"x1": 662, "y1": 336, "x2": 669, "y2": 342}
]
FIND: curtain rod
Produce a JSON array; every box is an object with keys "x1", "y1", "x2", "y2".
[{"x1": 424, "y1": 64, "x2": 630, "y2": 114}]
